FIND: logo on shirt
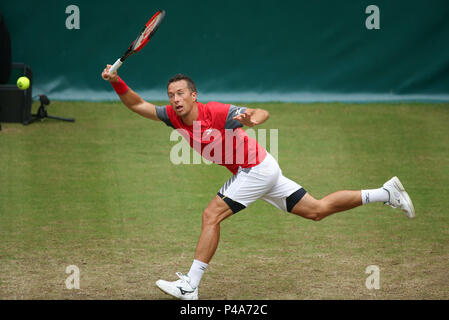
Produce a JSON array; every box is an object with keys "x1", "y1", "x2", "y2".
[
  {"x1": 204, "y1": 128, "x2": 213, "y2": 136},
  {"x1": 169, "y1": 120, "x2": 279, "y2": 166}
]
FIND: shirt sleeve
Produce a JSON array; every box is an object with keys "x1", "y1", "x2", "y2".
[
  {"x1": 225, "y1": 105, "x2": 247, "y2": 129},
  {"x1": 155, "y1": 106, "x2": 174, "y2": 128}
]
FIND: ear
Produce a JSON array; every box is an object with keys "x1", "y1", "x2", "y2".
[{"x1": 191, "y1": 91, "x2": 198, "y2": 102}]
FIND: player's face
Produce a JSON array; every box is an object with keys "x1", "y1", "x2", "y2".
[{"x1": 167, "y1": 80, "x2": 197, "y2": 117}]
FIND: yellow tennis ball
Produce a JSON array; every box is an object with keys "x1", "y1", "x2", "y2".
[{"x1": 17, "y1": 76, "x2": 30, "y2": 90}]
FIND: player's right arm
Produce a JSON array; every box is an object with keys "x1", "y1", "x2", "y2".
[{"x1": 101, "y1": 65, "x2": 160, "y2": 121}]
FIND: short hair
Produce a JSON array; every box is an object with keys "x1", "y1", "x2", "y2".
[{"x1": 167, "y1": 74, "x2": 197, "y2": 93}]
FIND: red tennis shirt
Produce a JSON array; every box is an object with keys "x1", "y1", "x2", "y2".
[{"x1": 156, "y1": 101, "x2": 267, "y2": 174}]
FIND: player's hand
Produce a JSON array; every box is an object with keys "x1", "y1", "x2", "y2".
[
  {"x1": 101, "y1": 64, "x2": 119, "y2": 83},
  {"x1": 233, "y1": 110, "x2": 257, "y2": 127}
]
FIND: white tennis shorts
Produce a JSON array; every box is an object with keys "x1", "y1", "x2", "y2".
[{"x1": 217, "y1": 153, "x2": 306, "y2": 213}]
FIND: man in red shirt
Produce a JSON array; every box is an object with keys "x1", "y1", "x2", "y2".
[{"x1": 102, "y1": 68, "x2": 415, "y2": 300}]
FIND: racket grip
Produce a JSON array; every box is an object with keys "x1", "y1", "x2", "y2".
[{"x1": 109, "y1": 59, "x2": 123, "y2": 74}]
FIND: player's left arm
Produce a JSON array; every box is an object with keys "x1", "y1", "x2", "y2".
[{"x1": 232, "y1": 108, "x2": 270, "y2": 127}]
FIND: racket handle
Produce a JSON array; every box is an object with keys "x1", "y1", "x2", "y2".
[{"x1": 109, "y1": 58, "x2": 123, "y2": 74}]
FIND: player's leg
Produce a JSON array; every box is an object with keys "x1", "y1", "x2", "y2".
[
  {"x1": 290, "y1": 191, "x2": 362, "y2": 221},
  {"x1": 156, "y1": 195, "x2": 233, "y2": 300},
  {"x1": 290, "y1": 177, "x2": 415, "y2": 220},
  {"x1": 179, "y1": 158, "x2": 281, "y2": 295},
  {"x1": 155, "y1": 158, "x2": 280, "y2": 300},
  {"x1": 194, "y1": 195, "x2": 234, "y2": 264},
  {"x1": 156, "y1": 159, "x2": 278, "y2": 300},
  {"x1": 261, "y1": 166, "x2": 414, "y2": 220}
]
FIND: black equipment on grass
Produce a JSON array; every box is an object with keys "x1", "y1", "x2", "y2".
[{"x1": 27, "y1": 94, "x2": 75, "y2": 124}]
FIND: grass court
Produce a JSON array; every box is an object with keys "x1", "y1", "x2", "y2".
[{"x1": 1, "y1": 101, "x2": 448, "y2": 299}]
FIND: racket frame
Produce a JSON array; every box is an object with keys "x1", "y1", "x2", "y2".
[{"x1": 109, "y1": 10, "x2": 165, "y2": 74}]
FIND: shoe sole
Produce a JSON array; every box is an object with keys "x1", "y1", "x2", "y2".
[
  {"x1": 155, "y1": 281, "x2": 198, "y2": 300},
  {"x1": 391, "y1": 176, "x2": 415, "y2": 219},
  {"x1": 156, "y1": 280, "x2": 181, "y2": 299}
]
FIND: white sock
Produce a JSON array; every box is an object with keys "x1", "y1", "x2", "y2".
[
  {"x1": 187, "y1": 259, "x2": 208, "y2": 289},
  {"x1": 361, "y1": 188, "x2": 389, "y2": 205}
]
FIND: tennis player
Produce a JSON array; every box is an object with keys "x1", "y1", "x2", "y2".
[{"x1": 101, "y1": 67, "x2": 415, "y2": 300}]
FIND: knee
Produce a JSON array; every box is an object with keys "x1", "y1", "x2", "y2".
[
  {"x1": 202, "y1": 208, "x2": 221, "y2": 227},
  {"x1": 304, "y1": 211, "x2": 322, "y2": 221},
  {"x1": 297, "y1": 201, "x2": 328, "y2": 221}
]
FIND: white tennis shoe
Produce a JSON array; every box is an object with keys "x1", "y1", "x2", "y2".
[
  {"x1": 156, "y1": 272, "x2": 198, "y2": 300},
  {"x1": 382, "y1": 176, "x2": 415, "y2": 218}
]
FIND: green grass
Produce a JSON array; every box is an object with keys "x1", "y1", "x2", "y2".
[{"x1": 0, "y1": 101, "x2": 448, "y2": 299}]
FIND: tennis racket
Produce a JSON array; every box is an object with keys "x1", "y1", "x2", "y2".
[{"x1": 108, "y1": 10, "x2": 165, "y2": 74}]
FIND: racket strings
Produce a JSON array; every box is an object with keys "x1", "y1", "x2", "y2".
[{"x1": 133, "y1": 13, "x2": 164, "y2": 51}]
